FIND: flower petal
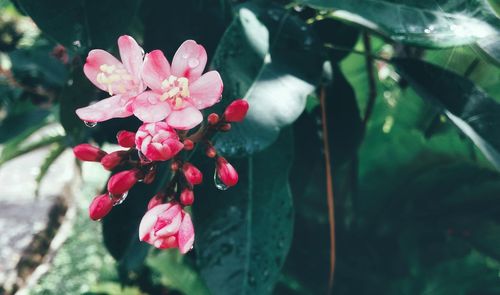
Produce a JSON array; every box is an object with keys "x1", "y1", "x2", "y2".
[
  {"x1": 166, "y1": 104, "x2": 203, "y2": 130},
  {"x1": 75, "y1": 95, "x2": 132, "y2": 122},
  {"x1": 118, "y1": 35, "x2": 144, "y2": 79},
  {"x1": 139, "y1": 203, "x2": 171, "y2": 241},
  {"x1": 131, "y1": 91, "x2": 171, "y2": 123},
  {"x1": 177, "y1": 212, "x2": 195, "y2": 254},
  {"x1": 189, "y1": 71, "x2": 223, "y2": 109},
  {"x1": 83, "y1": 49, "x2": 122, "y2": 91},
  {"x1": 171, "y1": 40, "x2": 207, "y2": 82},
  {"x1": 142, "y1": 50, "x2": 171, "y2": 91}
]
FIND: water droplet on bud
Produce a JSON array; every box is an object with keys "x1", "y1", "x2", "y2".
[
  {"x1": 84, "y1": 121, "x2": 97, "y2": 128},
  {"x1": 214, "y1": 170, "x2": 228, "y2": 191},
  {"x1": 111, "y1": 191, "x2": 128, "y2": 206}
]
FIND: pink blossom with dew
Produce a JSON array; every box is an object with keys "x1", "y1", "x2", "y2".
[
  {"x1": 139, "y1": 202, "x2": 195, "y2": 253},
  {"x1": 76, "y1": 35, "x2": 146, "y2": 123},
  {"x1": 135, "y1": 122, "x2": 184, "y2": 162},
  {"x1": 129, "y1": 40, "x2": 223, "y2": 128}
]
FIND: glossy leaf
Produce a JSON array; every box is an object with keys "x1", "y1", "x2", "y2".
[
  {"x1": 194, "y1": 129, "x2": 294, "y2": 295},
  {"x1": 395, "y1": 58, "x2": 500, "y2": 171},
  {"x1": 212, "y1": 2, "x2": 323, "y2": 156},
  {"x1": 297, "y1": 0, "x2": 499, "y2": 48},
  {"x1": 477, "y1": 35, "x2": 500, "y2": 66},
  {"x1": 16, "y1": 0, "x2": 140, "y2": 49}
]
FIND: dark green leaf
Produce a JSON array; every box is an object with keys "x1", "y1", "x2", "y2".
[
  {"x1": 0, "y1": 108, "x2": 52, "y2": 143},
  {"x1": 312, "y1": 18, "x2": 359, "y2": 63},
  {"x1": 35, "y1": 141, "x2": 66, "y2": 196},
  {"x1": 16, "y1": 0, "x2": 140, "y2": 49},
  {"x1": 394, "y1": 58, "x2": 500, "y2": 171},
  {"x1": 212, "y1": 2, "x2": 323, "y2": 156},
  {"x1": 297, "y1": 0, "x2": 499, "y2": 48},
  {"x1": 194, "y1": 129, "x2": 294, "y2": 295}
]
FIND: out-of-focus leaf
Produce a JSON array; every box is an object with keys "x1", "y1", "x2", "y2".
[
  {"x1": 194, "y1": 129, "x2": 294, "y2": 295},
  {"x1": 9, "y1": 44, "x2": 68, "y2": 87},
  {"x1": 0, "y1": 133, "x2": 64, "y2": 166},
  {"x1": 34, "y1": 141, "x2": 65, "y2": 195},
  {"x1": 212, "y1": 2, "x2": 323, "y2": 156},
  {"x1": 312, "y1": 18, "x2": 359, "y2": 63},
  {"x1": 0, "y1": 108, "x2": 52, "y2": 143},
  {"x1": 394, "y1": 58, "x2": 500, "y2": 171},
  {"x1": 16, "y1": 0, "x2": 140, "y2": 49},
  {"x1": 477, "y1": 36, "x2": 500, "y2": 66},
  {"x1": 297, "y1": 0, "x2": 499, "y2": 48},
  {"x1": 147, "y1": 251, "x2": 211, "y2": 295},
  {"x1": 59, "y1": 67, "x2": 96, "y2": 145}
]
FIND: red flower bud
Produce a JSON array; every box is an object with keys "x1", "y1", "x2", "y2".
[
  {"x1": 89, "y1": 194, "x2": 113, "y2": 220},
  {"x1": 116, "y1": 130, "x2": 136, "y2": 148},
  {"x1": 183, "y1": 139, "x2": 194, "y2": 151},
  {"x1": 216, "y1": 157, "x2": 238, "y2": 187},
  {"x1": 147, "y1": 193, "x2": 165, "y2": 210},
  {"x1": 73, "y1": 144, "x2": 107, "y2": 162},
  {"x1": 224, "y1": 99, "x2": 249, "y2": 122},
  {"x1": 107, "y1": 169, "x2": 140, "y2": 195},
  {"x1": 180, "y1": 189, "x2": 194, "y2": 206},
  {"x1": 207, "y1": 113, "x2": 219, "y2": 125},
  {"x1": 183, "y1": 163, "x2": 203, "y2": 185},
  {"x1": 100, "y1": 151, "x2": 127, "y2": 170},
  {"x1": 219, "y1": 123, "x2": 231, "y2": 131},
  {"x1": 206, "y1": 146, "x2": 217, "y2": 158}
]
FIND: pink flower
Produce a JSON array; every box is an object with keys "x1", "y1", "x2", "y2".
[
  {"x1": 129, "y1": 40, "x2": 223, "y2": 128},
  {"x1": 139, "y1": 202, "x2": 195, "y2": 253},
  {"x1": 135, "y1": 122, "x2": 184, "y2": 161},
  {"x1": 76, "y1": 35, "x2": 146, "y2": 123}
]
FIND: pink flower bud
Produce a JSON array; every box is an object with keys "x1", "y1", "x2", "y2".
[
  {"x1": 107, "y1": 169, "x2": 139, "y2": 195},
  {"x1": 139, "y1": 202, "x2": 194, "y2": 253},
  {"x1": 224, "y1": 99, "x2": 249, "y2": 122},
  {"x1": 216, "y1": 157, "x2": 238, "y2": 187},
  {"x1": 135, "y1": 122, "x2": 184, "y2": 162},
  {"x1": 147, "y1": 193, "x2": 165, "y2": 210},
  {"x1": 183, "y1": 163, "x2": 203, "y2": 185},
  {"x1": 100, "y1": 151, "x2": 127, "y2": 170},
  {"x1": 116, "y1": 130, "x2": 136, "y2": 148},
  {"x1": 73, "y1": 144, "x2": 107, "y2": 162},
  {"x1": 89, "y1": 194, "x2": 113, "y2": 220},
  {"x1": 180, "y1": 188, "x2": 194, "y2": 206},
  {"x1": 206, "y1": 146, "x2": 217, "y2": 158},
  {"x1": 183, "y1": 139, "x2": 194, "y2": 151}
]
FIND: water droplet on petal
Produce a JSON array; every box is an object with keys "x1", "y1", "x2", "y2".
[
  {"x1": 188, "y1": 58, "x2": 199, "y2": 68},
  {"x1": 112, "y1": 191, "x2": 128, "y2": 206},
  {"x1": 84, "y1": 121, "x2": 97, "y2": 128},
  {"x1": 214, "y1": 170, "x2": 228, "y2": 191}
]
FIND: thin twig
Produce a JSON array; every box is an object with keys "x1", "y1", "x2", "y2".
[
  {"x1": 319, "y1": 86, "x2": 336, "y2": 293},
  {"x1": 361, "y1": 32, "x2": 377, "y2": 128}
]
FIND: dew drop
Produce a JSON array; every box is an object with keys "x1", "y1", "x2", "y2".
[
  {"x1": 84, "y1": 121, "x2": 97, "y2": 128},
  {"x1": 214, "y1": 170, "x2": 228, "y2": 191},
  {"x1": 111, "y1": 191, "x2": 128, "y2": 206},
  {"x1": 72, "y1": 40, "x2": 81, "y2": 48},
  {"x1": 138, "y1": 150, "x2": 152, "y2": 163},
  {"x1": 188, "y1": 58, "x2": 199, "y2": 68}
]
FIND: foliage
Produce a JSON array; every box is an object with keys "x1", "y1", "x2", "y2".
[{"x1": 0, "y1": 0, "x2": 499, "y2": 294}]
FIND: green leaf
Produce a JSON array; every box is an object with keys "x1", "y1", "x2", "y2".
[
  {"x1": 312, "y1": 18, "x2": 360, "y2": 63},
  {"x1": 0, "y1": 109, "x2": 52, "y2": 143},
  {"x1": 194, "y1": 128, "x2": 295, "y2": 295},
  {"x1": 35, "y1": 141, "x2": 66, "y2": 196},
  {"x1": 212, "y1": 2, "x2": 323, "y2": 156},
  {"x1": 16, "y1": 0, "x2": 140, "y2": 49},
  {"x1": 394, "y1": 58, "x2": 500, "y2": 171},
  {"x1": 0, "y1": 133, "x2": 64, "y2": 166},
  {"x1": 297, "y1": 0, "x2": 499, "y2": 48},
  {"x1": 147, "y1": 251, "x2": 211, "y2": 295}
]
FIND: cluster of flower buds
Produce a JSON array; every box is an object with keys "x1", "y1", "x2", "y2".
[{"x1": 72, "y1": 36, "x2": 248, "y2": 254}]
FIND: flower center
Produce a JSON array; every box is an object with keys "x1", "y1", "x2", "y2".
[
  {"x1": 96, "y1": 64, "x2": 134, "y2": 95},
  {"x1": 159, "y1": 75, "x2": 190, "y2": 109}
]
